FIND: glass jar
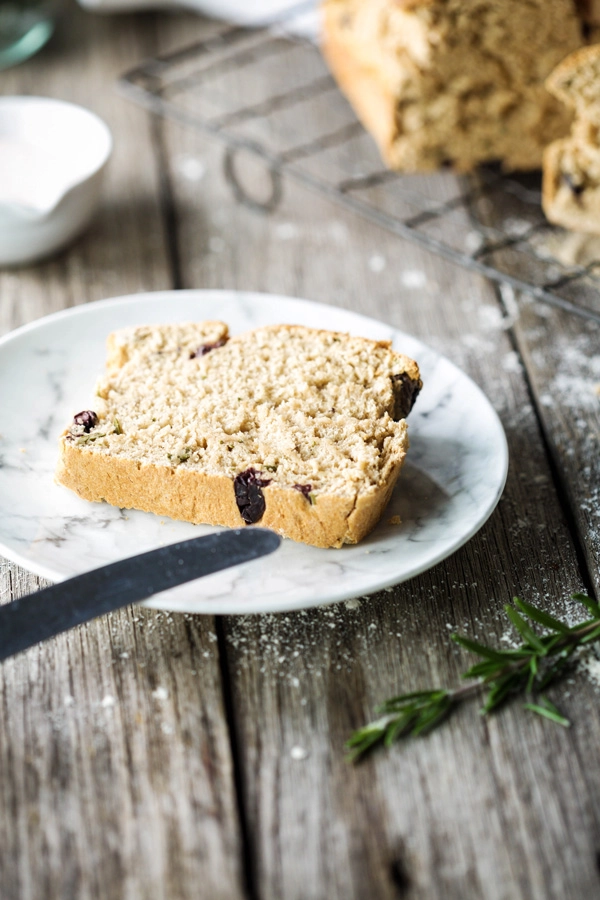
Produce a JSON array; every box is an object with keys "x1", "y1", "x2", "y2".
[{"x1": 0, "y1": 1, "x2": 61, "y2": 71}]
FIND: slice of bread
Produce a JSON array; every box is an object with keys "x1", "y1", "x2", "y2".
[
  {"x1": 543, "y1": 45, "x2": 600, "y2": 233},
  {"x1": 55, "y1": 322, "x2": 422, "y2": 548}
]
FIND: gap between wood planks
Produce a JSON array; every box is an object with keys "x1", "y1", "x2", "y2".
[
  {"x1": 216, "y1": 618, "x2": 260, "y2": 900},
  {"x1": 493, "y1": 280, "x2": 598, "y2": 603},
  {"x1": 148, "y1": 116, "x2": 600, "y2": 896},
  {"x1": 152, "y1": 115, "x2": 184, "y2": 292},
  {"x1": 145, "y1": 22, "x2": 600, "y2": 889},
  {"x1": 149, "y1": 92, "x2": 259, "y2": 898}
]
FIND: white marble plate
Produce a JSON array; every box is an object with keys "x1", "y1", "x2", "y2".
[{"x1": 0, "y1": 290, "x2": 508, "y2": 614}]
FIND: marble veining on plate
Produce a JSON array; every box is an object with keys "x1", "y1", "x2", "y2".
[{"x1": 0, "y1": 290, "x2": 508, "y2": 614}]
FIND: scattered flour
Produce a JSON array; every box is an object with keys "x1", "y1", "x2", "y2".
[
  {"x1": 465, "y1": 230, "x2": 485, "y2": 254},
  {"x1": 175, "y1": 155, "x2": 207, "y2": 183},
  {"x1": 328, "y1": 221, "x2": 348, "y2": 244},
  {"x1": 208, "y1": 236, "x2": 226, "y2": 253},
  {"x1": 400, "y1": 269, "x2": 427, "y2": 289},
  {"x1": 274, "y1": 222, "x2": 299, "y2": 241},
  {"x1": 368, "y1": 254, "x2": 386, "y2": 273},
  {"x1": 534, "y1": 334, "x2": 600, "y2": 415},
  {"x1": 502, "y1": 216, "x2": 532, "y2": 238},
  {"x1": 152, "y1": 687, "x2": 169, "y2": 701},
  {"x1": 478, "y1": 300, "x2": 517, "y2": 332},
  {"x1": 502, "y1": 351, "x2": 523, "y2": 374},
  {"x1": 290, "y1": 745, "x2": 309, "y2": 760},
  {"x1": 579, "y1": 651, "x2": 600, "y2": 689}
]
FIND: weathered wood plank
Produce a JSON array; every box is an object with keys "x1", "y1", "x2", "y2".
[
  {"x1": 155, "y1": 15, "x2": 600, "y2": 898},
  {"x1": 470, "y1": 173, "x2": 600, "y2": 596},
  {"x1": 0, "y1": 10, "x2": 245, "y2": 900},
  {"x1": 0, "y1": 602, "x2": 244, "y2": 900},
  {"x1": 503, "y1": 294, "x2": 600, "y2": 589}
]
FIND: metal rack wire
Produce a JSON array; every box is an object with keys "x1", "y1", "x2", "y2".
[{"x1": 119, "y1": 13, "x2": 600, "y2": 324}]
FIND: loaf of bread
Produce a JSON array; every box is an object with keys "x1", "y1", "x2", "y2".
[
  {"x1": 55, "y1": 322, "x2": 422, "y2": 549},
  {"x1": 542, "y1": 44, "x2": 600, "y2": 234},
  {"x1": 321, "y1": 0, "x2": 583, "y2": 172}
]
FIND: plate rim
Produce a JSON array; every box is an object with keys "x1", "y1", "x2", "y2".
[{"x1": 0, "y1": 289, "x2": 509, "y2": 612}]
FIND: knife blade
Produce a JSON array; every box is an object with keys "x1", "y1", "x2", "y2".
[{"x1": 0, "y1": 528, "x2": 281, "y2": 661}]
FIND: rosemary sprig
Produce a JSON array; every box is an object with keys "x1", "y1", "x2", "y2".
[{"x1": 346, "y1": 593, "x2": 599, "y2": 762}]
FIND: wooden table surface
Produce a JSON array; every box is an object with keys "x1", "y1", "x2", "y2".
[{"x1": 1, "y1": 7, "x2": 600, "y2": 900}]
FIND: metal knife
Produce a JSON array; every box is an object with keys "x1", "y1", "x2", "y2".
[{"x1": 0, "y1": 528, "x2": 281, "y2": 662}]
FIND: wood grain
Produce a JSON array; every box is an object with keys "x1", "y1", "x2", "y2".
[
  {"x1": 0, "y1": 9, "x2": 244, "y2": 900},
  {"x1": 153, "y1": 14, "x2": 600, "y2": 899},
  {"x1": 1, "y1": 7, "x2": 600, "y2": 900},
  {"x1": 471, "y1": 173, "x2": 600, "y2": 597},
  {"x1": 502, "y1": 293, "x2": 600, "y2": 591}
]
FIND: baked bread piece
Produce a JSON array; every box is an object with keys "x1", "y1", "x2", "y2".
[
  {"x1": 546, "y1": 44, "x2": 600, "y2": 122},
  {"x1": 55, "y1": 322, "x2": 422, "y2": 549},
  {"x1": 321, "y1": 0, "x2": 582, "y2": 172},
  {"x1": 542, "y1": 45, "x2": 600, "y2": 233}
]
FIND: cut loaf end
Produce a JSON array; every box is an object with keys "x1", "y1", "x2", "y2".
[
  {"x1": 56, "y1": 321, "x2": 422, "y2": 548},
  {"x1": 543, "y1": 44, "x2": 600, "y2": 234}
]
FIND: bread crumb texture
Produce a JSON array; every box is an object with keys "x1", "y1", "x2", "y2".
[
  {"x1": 322, "y1": 0, "x2": 583, "y2": 171},
  {"x1": 56, "y1": 322, "x2": 422, "y2": 548}
]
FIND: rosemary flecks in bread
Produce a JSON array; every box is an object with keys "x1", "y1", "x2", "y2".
[{"x1": 55, "y1": 322, "x2": 422, "y2": 548}]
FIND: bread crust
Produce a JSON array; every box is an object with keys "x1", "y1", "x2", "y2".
[
  {"x1": 545, "y1": 43, "x2": 600, "y2": 106},
  {"x1": 321, "y1": 28, "x2": 400, "y2": 170},
  {"x1": 56, "y1": 431, "x2": 408, "y2": 549},
  {"x1": 542, "y1": 139, "x2": 565, "y2": 225}
]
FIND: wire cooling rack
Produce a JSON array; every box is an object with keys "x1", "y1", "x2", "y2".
[{"x1": 119, "y1": 12, "x2": 600, "y2": 324}]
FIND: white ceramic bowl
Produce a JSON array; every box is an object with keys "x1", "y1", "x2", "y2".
[{"x1": 0, "y1": 97, "x2": 112, "y2": 266}]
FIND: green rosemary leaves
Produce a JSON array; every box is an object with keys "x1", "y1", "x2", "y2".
[{"x1": 346, "y1": 593, "x2": 599, "y2": 762}]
